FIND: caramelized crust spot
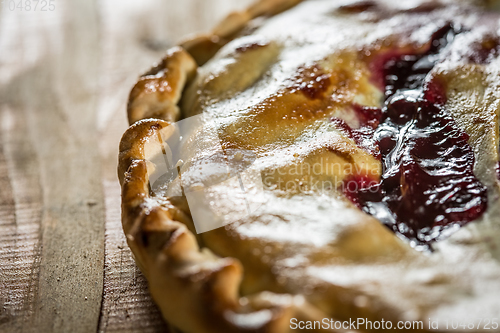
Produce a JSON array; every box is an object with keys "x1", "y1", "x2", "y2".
[{"x1": 218, "y1": 52, "x2": 381, "y2": 152}]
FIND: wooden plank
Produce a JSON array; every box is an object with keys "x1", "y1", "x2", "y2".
[
  {"x1": 0, "y1": 110, "x2": 18, "y2": 329},
  {"x1": 0, "y1": 106, "x2": 42, "y2": 332},
  {"x1": 0, "y1": 1, "x2": 106, "y2": 332},
  {"x1": 29, "y1": 0, "x2": 106, "y2": 330}
]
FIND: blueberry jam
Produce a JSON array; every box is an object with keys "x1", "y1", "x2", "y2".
[{"x1": 344, "y1": 25, "x2": 488, "y2": 245}]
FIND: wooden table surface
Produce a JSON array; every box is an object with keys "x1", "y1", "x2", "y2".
[{"x1": 0, "y1": 0, "x2": 253, "y2": 332}]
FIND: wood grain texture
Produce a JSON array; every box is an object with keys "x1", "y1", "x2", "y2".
[
  {"x1": 0, "y1": 105, "x2": 42, "y2": 332},
  {"x1": 0, "y1": 0, "x2": 254, "y2": 332}
]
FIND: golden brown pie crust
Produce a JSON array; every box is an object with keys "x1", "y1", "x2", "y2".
[{"x1": 119, "y1": 0, "x2": 500, "y2": 332}]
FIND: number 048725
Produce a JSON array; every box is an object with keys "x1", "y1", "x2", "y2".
[
  {"x1": 444, "y1": 318, "x2": 499, "y2": 331},
  {"x1": 2, "y1": 0, "x2": 56, "y2": 11}
]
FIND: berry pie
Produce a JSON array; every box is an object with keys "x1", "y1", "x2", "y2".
[{"x1": 119, "y1": 0, "x2": 500, "y2": 332}]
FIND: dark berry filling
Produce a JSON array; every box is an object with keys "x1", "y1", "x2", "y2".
[
  {"x1": 343, "y1": 25, "x2": 488, "y2": 245},
  {"x1": 331, "y1": 105, "x2": 382, "y2": 159}
]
